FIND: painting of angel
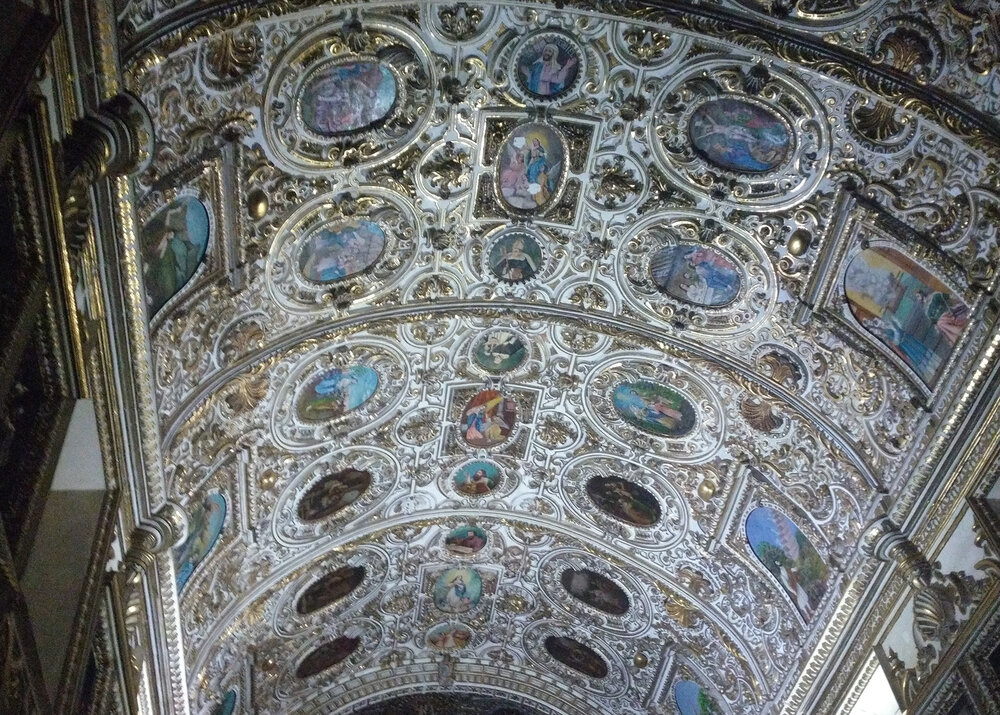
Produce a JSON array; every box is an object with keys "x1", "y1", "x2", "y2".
[
  {"x1": 498, "y1": 123, "x2": 565, "y2": 211},
  {"x1": 459, "y1": 390, "x2": 517, "y2": 448},
  {"x1": 141, "y1": 197, "x2": 210, "y2": 316}
]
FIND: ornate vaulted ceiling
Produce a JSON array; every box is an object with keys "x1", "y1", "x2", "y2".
[{"x1": 114, "y1": 1, "x2": 1000, "y2": 713}]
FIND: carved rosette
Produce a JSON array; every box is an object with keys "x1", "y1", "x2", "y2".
[{"x1": 521, "y1": 620, "x2": 629, "y2": 696}]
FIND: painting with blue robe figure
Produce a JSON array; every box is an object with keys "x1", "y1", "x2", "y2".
[
  {"x1": 174, "y1": 493, "x2": 226, "y2": 592},
  {"x1": 453, "y1": 461, "x2": 502, "y2": 496},
  {"x1": 433, "y1": 568, "x2": 482, "y2": 613},
  {"x1": 650, "y1": 244, "x2": 741, "y2": 307},
  {"x1": 460, "y1": 389, "x2": 517, "y2": 447},
  {"x1": 297, "y1": 365, "x2": 378, "y2": 421},
  {"x1": 298, "y1": 219, "x2": 386, "y2": 283},
  {"x1": 498, "y1": 123, "x2": 565, "y2": 211},
  {"x1": 141, "y1": 196, "x2": 210, "y2": 316},
  {"x1": 674, "y1": 680, "x2": 722, "y2": 715},
  {"x1": 473, "y1": 330, "x2": 528, "y2": 373},
  {"x1": 746, "y1": 506, "x2": 828, "y2": 622},
  {"x1": 688, "y1": 98, "x2": 790, "y2": 173},
  {"x1": 299, "y1": 61, "x2": 397, "y2": 136},
  {"x1": 612, "y1": 380, "x2": 696, "y2": 437},
  {"x1": 845, "y1": 246, "x2": 969, "y2": 385},
  {"x1": 516, "y1": 35, "x2": 580, "y2": 98},
  {"x1": 212, "y1": 690, "x2": 237, "y2": 715}
]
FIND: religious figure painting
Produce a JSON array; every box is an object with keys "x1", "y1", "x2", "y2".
[
  {"x1": 453, "y1": 461, "x2": 501, "y2": 496},
  {"x1": 296, "y1": 468, "x2": 372, "y2": 522},
  {"x1": 746, "y1": 506, "x2": 829, "y2": 622},
  {"x1": 174, "y1": 493, "x2": 226, "y2": 592},
  {"x1": 460, "y1": 390, "x2": 517, "y2": 448},
  {"x1": 612, "y1": 380, "x2": 697, "y2": 437},
  {"x1": 295, "y1": 636, "x2": 361, "y2": 679},
  {"x1": 211, "y1": 690, "x2": 237, "y2": 715},
  {"x1": 426, "y1": 622, "x2": 473, "y2": 651},
  {"x1": 585, "y1": 476, "x2": 661, "y2": 527},
  {"x1": 472, "y1": 330, "x2": 528, "y2": 373},
  {"x1": 298, "y1": 219, "x2": 386, "y2": 283},
  {"x1": 141, "y1": 196, "x2": 210, "y2": 316},
  {"x1": 488, "y1": 231, "x2": 543, "y2": 283},
  {"x1": 296, "y1": 565, "x2": 366, "y2": 615},
  {"x1": 543, "y1": 636, "x2": 609, "y2": 679},
  {"x1": 674, "y1": 680, "x2": 723, "y2": 715},
  {"x1": 433, "y1": 568, "x2": 483, "y2": 613},
  {"x1": 845, "y1": 246, "x2": 969, "y2": 385},
  {"x1": 297, "y1": 365, "x2": 379, "y2": 422},
  {"x1": 498, "y1": 123, "x2": 565, "y2": 211},
  {"x1": 560, "y1": 568, "x2": 629, "y2": 616},
  {"x1": 649, "y1": 244, "x2": 741, "y2": 307},
  {"x1": 516, "y1": 34, "x2": 580, "y2": 98},
  {"x1": 445, "y1": 525, "x2": 488, "y2": 555},
  {"x1": 688, "y1": 97, "x2": 791, "y2": 173},
  {"x1": 299, "y1": 61, "x2": 397, "y2": 136}
]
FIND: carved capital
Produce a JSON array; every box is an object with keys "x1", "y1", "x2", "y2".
[
  {"x1": 119, "y1": 502, "x2": 184, "y2": 593},
  {"x1": 862, "y1": 516, "x2": 933, "y2": 588}
]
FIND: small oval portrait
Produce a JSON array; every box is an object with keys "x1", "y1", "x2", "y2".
[
  {"x1": 297, "y1": 365, "x2": 379, "y2": 422},
  {"x1": 298, "y1": 219, "x2": 386, "y2": 284},
  {"x1": 516, "y1": 34, "x2": 581, "y2": 99},
  {"x1": 295, "y1": 635, "x2": 361, "y2": 679},
  {"x1": 675, "y1": 680, "x2": 722, "y2": 715},
  {"x1": 426, "y1": 622, "x2": 473, "y2": 651},
  {"x1": 212, "y1": 690, "x2": 237, "y2": 715},
  {"x1": 174, "y1": 493, "x2": 226, "y2": 592},
  {"x1": 297, "y1": 468, "x2": 372, "y2": 522},
  {"x1": 472, "y1": 330, "x2": 528, "y2": 373},
  {"x1": 453, "y1": 461, "x2": 502, "y2": 496},
  {"x1": 544, "y1": 636, "x2": 608, "y2": 679},
  {"x1": 498, "y1": 123, "x2": 566, "y2": 211},
  {"x1": 460, "y1": 390, "x2": 517, "y2": 448},
  {"x1": 612, "y1": 380, "x2": 696, "y2": 437},
  {"x1": 296, "y1": 565, "x2": 366, "y2": 615},
  {"x1": 445, "y1": 525, "x2": 488, "y2": 555},
  {"x1": 585, "y1": 476, "x2": 661, "y2": 527},
  {"x1": 433, "y1": 568, "x2": 483, "y2": 613},
  {"x1": 300, "y1": 61, "x2": 397, "y2": 136},
  {"x1": 688, "y1": 97, "x2": 791, "y2": 173},
  {"x1": 560, "y1": 568, "x2": 630, "y2": 616},
  {"x1": 488, "y1": 231, "x2": 543, "y2": 284},
  {"x1": 141, "y1": 196, "x2": 210, "y2": 316},
  {"x1": 650, "y1": 244, "x2": 742, "y2": 307}
]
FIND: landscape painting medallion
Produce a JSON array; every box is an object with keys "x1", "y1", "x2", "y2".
[
  {"x1": 488, "y1": 231, "x2": 543, "y2": 283},
  {"x1": 296, "y1": 565, "x2": 366, "y2": 615},
  {"x1": 472, "y1": 330, "x2": 528, "y2": 373},
  {"x1": 426, "y1": 622, "x2": 473, "y2": 651},
  {"x1": 453, "y1": 461, "x2": 502, "y2": 496},
  {"x1": 688, "y1": 97, "x2": 791, "y2": 173},
  {"x1": 612, "y1": 380, "x2": 697, "y2": 437},
  {"x1": 295, "y1": 636, "x2": 361, "y2": 679},
  {"x1": 516, "y1": 34, "x2": 580, "y2": 99},
  {"x1": 141, "y1": 196, "x2": 210, "y2": 316},
  {"x1": 845, "y1": 246, "x2": 969, "y2": 385},
  {"x1": 174, "y1": 493, "x2": 226, "y2": 592},
  {"x1": 433, "y1": 568, "x2": 483, "y2": 613},
  {"x1": 585, "y1": 476, "x2": 661, "y2": 527},
  {"x1": 297, "y1": 468, "x2": 372, "y2": 522},
  {"x1": 544, "y1": 636, "x2": 608, "y2": 679},
  {"x1": 560, "y1": 568, "x2": 629, "y2": 616},
  {"x1": 298, "y1": 219, "x2": 386, "y2": 283},
  {"x1": 675, "y1": 680, "x2": 722, "y2": 715},
  {"x1": 498, "y1": 122, "x2": 565, "y2": 211},
  {"x1": 746, "y1": 506, "x2": 829, "y2": 621},
  {"x1": 297, "y1": 365, "x2": 379, "y2": 422},
  {"x1": 299, "y1": 61, "x2": 397, "y2": 136},
  {"x1": 650, "y1": 244, "x2": 741, "y2": 307},
  {"x1": 445, "y1": 525, "x2": 488, "y2": 555},
  {"x1": 460, "y1": 390, "x2": 517, "y2": 448},
  {"x1": 212, "y1": 690, "x2": 237, "y2": 715}
]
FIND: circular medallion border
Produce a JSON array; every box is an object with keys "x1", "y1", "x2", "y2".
[
  {"x1": 522, "y1": 621, "x2": 628, "y2": 696},
  {"x1": 441, "y1": 458, "x2": 514, "y2": 502},
  {"x1": 468, "y1": 327, "x2": 532, "y2": 375},
  {"x1": 483, "y1": 227, "x2": 550, "y2": 286},
  {"x1": 511, "y1": 31, "x2": 586, "y2": 102}
]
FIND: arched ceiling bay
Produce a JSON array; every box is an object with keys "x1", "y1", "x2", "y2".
[{"x1": 118, "y1": 1, "x2": 1000, "y2": 713}]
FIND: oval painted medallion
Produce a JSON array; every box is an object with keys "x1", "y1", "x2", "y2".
[
  {"x1": 174, "y1": 493, "x2": 226, "y2": 592},
  {"x1": 649, "y1": 244, "x2": 742, "y2": 307},
  {"x1": 426, "y1": 622, "x2": 473, "y2": 651},
  {"x1": 141, "y1": 196, "x2": 210, "y2": 316},
  {"x1": 297, "y1": 468, "x2": 372, "y2": 522},
  {"x1": 612, "y1": 380, "x2": 696, "y2": 437},
  {"x1": 300, "y1": 61, "x2": 397, "y2": 136},
  {"x1": 453, "y1": 461, "x2": 502, "y2": 496},
  {"x1": 585, "y1": 476, "x2": 661, "y2": 527},
  {"x1": 544, "y1": 636, "x2": 608, "y2": 679},
  {"x1": 297, "y1": 365, "x2": 378, "y2": 422},
  {"x1": 560, "y1": 568, "x2": 629, "y2": 616},
  {"x1": 445, "y1": 525, "x2": 487, "y2": 555},
  {"x1": 298, "y1": 219, "x2": 386, "y2": 283},
  {"x1": 296, "y1": 565, "x2": 366, "y2": 615},
  {"x1": 497, "y1": 122, "x2": 565, "y2": 212},
  {"x1": 295, "y1": 636, "x2": 360, "y2": 678},
  {"x1": 460, "y1": 390, "x2": 517, "y2": 448},
  {"x1": 688, "y1": 97, "x2": 790, "y2": 173},
  {"x1": 433, "y1": 568, "x2": 483, "y2": 613},
  {"x1": 675, "y1": 680, "x2": 722, "y2": 715}
]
